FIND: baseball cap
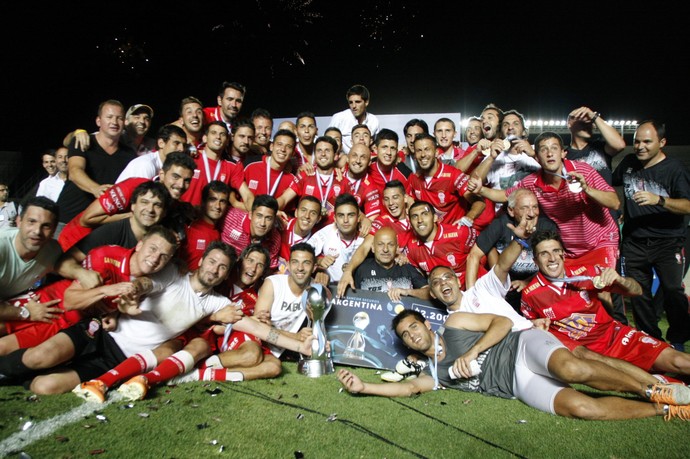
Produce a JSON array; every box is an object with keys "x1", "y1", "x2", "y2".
[{"x1": 126, "y1": 104, "x2": 154, "y2": 118}]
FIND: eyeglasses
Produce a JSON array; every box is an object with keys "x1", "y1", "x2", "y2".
[{"x1": 430, "y1": 273, "x2": 456, "y2": 288}]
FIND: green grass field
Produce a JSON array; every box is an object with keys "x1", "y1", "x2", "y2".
[{"x1": 1, "y1": 314, "x2": 689, "y2": 458}]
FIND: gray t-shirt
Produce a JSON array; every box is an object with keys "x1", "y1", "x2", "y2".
[{"x1": 435, "y1": 326, "x2": 520, "y2": 399}]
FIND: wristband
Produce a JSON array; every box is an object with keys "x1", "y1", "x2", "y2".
[
  {"x1": 514, "y1": 238, "x2": 530, "y2": 249},
  {"x1": 658, "y1": 195, "x2": 666, "y2": 207},
  {"x1": 590, "y1": 112, "x2": 600, "y2": 123},
  {"x1": 74, "y1": 129, "x2": 87, "y2": 134}
]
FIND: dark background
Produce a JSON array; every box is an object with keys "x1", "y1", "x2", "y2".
[{"x1": 1, "y1": 1, "x2": 688, "y2": 191}]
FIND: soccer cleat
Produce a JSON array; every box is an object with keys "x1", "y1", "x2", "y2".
[
  {"x1": 381, "y1": 359, "x2": 427, "y2": 382},
  {"x1": 117, "y1": 375, "x2": 149, "y2": 401},
  {"x1": 395, "y1": 358, "x2": 427, "y2": 376},
  {"x1": 664, "y1": 404, "x2": 690, "y2": 421},
  {"x1": 647, "y1": 384, "x2": 690, "y2": 406},
  {"x1": 73, "y1": 380, "x2": 107, "y2": 403}
]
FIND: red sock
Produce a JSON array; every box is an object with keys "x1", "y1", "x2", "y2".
[
  {"x1": 97, "y1": 352, "x2": 153, "y2": 388},
  {"x1": 144, "y1": 351, "x2": 194, "y2": 386}
]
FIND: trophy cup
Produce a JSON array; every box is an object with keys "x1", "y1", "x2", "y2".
[{"x1": 298, "y1": 284, "x2": 335, "y2": 377}]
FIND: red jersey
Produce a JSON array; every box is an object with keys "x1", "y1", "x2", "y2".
[
  {"x1": 520, "y1": 265, "x2": 618, "y2": 352},
  {"x1": 367, "y1": 162, "x2": 409, "y2": 195},
  {"x1": 202, "y1": 107, "x2": 232, "y2": 132},
  {"x1": 221, "y1": 208, "x2": 281, "y2": 271},
  {"x1": 370, "y1": 214, "x2": 412, "y2": 248},
  {"x1": 407, "y1": 163, "x2": 472, "y2": 225},
  {"x1": 437, "y1": 145, "x2": 466, "y2": 163},
  {"x1": 58, "y1": 177, "x2": 148, "y2": 251},
  {"x1": 289, "y1": 170, "x2": 350, "y2": 227},
  {"x1": 181, "y1": 151, "x2": 245, "y2": 207},
  {"x1": 345, "y1": 171, "x2": 381, "y2": 218},
  {"x1": 506, "y1": 160, "x2": 619, "y2": 257},
  {"x1": 404, "y1": 223, "x2": 477, "y2": 277},
  {"x1": 244, "y1": 157, "x2": 296, "y2": 198},
  {"x1": 181, "y1": 219, "x2": 220, "y2": 270},
  {"x1": 456, "y1": 144, "x2": 483, "y2": 173}
]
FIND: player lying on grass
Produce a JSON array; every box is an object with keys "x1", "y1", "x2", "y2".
[{"x1": 338, "y1": 309, "x2": 690, "y2": 421}]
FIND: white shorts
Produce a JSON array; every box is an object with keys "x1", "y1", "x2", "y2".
[{"x1": 512, "y1": 328, "x2": 568, "y2": 414}]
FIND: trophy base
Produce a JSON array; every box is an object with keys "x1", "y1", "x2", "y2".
[{"x1": 298, "y1": 358, "x2": 335, "y2": 377}]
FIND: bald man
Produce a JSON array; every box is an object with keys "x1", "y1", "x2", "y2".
[{"x1": 352, "y1": 227, "x2": 429, "y2": 301}]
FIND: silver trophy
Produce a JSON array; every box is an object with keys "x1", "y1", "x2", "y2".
[{"x1": 298, "y1": 284, "x2": 335, "y2": 377}]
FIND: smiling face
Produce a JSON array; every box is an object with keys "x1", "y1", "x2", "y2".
[
  {"x1": 204, "y1": 124, "x2": 229, "y2": 155},
  {"x1": 395, "y1": 315, "x2": 434, "y2": 354},
  {"x1": 347, "y1": 144, "x2": 371, "y2": 176},
  {"x1": 238, "y1": 250, "x2": 268, "y2": 287},
  {"x1": 409, "y1": 203, "x2": 436, "y2": 240},
  {"x1": 159, "y1": 165, "x2": 193, "y2": 200},
  {"x1": 534, "y1": 238, "x2": 566, "y2": 279},
  {"x1": 218, "y1": 87, "x2": 243, "y2": 121},
  {"x1": 633, "y1": 123, "x2": 666, "y2": 165},
  {"x1": 15, "y1": 206, "x2": 57, "y2": 256},
  {"x1": 131, "y1": 191, "x2": 166, "y2": 228},
  {"x1": 315, "y1": 140, "x2": 336, "y2": 170},
  {"x1": 465, "y1": 120, "x2": 482, "y2": 145},
  {"x1": 288, "y1": 249, "x2": 316, "y2": 288},
  {"x1": 253, "y1": 116, "x2": 273, "y2": 147},
  {"x1": 131, "y1": 234, "x2": 176, "y2": 276},
  {"x1": 480, "y1": 108, "x2": 500, "y2": 140},
  {"x1": 414, "y1": 137, "x2": 437, "y2": 173},
  {"x1": 294, "y1": 199, "x2": 321, "y2": 234},
  {"x1": 428, "y1": 267, "x2": 462, "y2": 307},
  {"x1": 383, "y1": 185, "x2": 406, "y2": 219},
  {"x1": 372, "y1": 228, "x2": 397, "y2": 268},
  {"x1": 126, "y1": 111, "x2": 152, "y2": 137},
  {"x1": 42, "y1": 154, "x2": 57, "y2": 175},
  {"x1": 270, "y1": 134, "x2": 295, "y2": 168},
  {"x1": 182, "y1": 102, "x2": 204, "y2": 134}
]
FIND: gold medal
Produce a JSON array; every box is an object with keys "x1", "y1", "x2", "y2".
[
  {"x1": 592, "y1": 276, "x2": 605, "y2": 289},
  {"x1": 321, "y1": 206, "x2": 328, "y2": 217}
]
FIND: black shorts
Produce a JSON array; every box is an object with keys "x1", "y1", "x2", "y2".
[{"x1": 61, "y1": 317, "x2": 128, "y2": 381}]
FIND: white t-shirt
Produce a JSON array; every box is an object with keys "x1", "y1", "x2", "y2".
[
  {"x1": 454, "y1": 267, "x2": 533, "y2": 331},
  {"x1": 266, "y1": 274, "x2": 306, "y2": 357},
  {"x1": 116, "y1": 152, "x2": 163, "y2": 183},
  {"x1": 308, "y1": 223, "x2": 363, "y2": 282},
  {"x1": 109, "y1": 265, "x2": 231, "y2": 357},
  {"x1": 329, "y1": 109, "x2": 380, "y2": 154}
]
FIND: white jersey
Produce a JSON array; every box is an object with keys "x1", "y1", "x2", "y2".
[
  {"x1": 109, "y1": 265, "x2": 231, "y2": 357},
  {"x1": 266, "y1": 274, "x2": 306, "y2": 357},
  {"x1": 454, "y1": 267, "x2": 533, "y2": 331},
  {"x1": 329, "y1": 108, "x2": 380, "y2": 154},
  {"x1": 308, "y1": 223, "x2": 363, "y2": 282},
  {"x1": 36, "y1": 174, "x2": 66, "y2": 202},
  {"x1": 116, "y1": 152, "x2": 163, "y2": 183}
]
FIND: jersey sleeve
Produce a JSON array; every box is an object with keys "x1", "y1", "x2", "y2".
[{"x1": 98, "y1": 178, "x2": 147, "y2": 215}]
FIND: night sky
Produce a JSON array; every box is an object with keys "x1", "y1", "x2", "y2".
[{"x1": 2, "y1": 1, "x2": 688, "y2": 166}]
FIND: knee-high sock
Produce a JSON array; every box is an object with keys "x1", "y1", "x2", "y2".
[
  {"x1": 144, "y1": 351, "x2": 195, "y2": 386},
  {"x1": 96, "y1": 350, "x2": 157, "y2": 388}
]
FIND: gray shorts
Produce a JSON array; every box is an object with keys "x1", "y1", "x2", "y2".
[{"x1": 512, "y1": 328, "x2": 568, "y2": 414}]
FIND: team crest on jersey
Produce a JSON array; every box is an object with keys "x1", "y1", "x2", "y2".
[
  {"x1": 220, "y1": 173, "x2": 227, "y2": 181},
  {"x1": 230, "y1": 229, "x2": 242, "y2": 240},
  {"x1": 87, "y1": 319, "x2": 101, "y2": 337},
  {"x1": 419, "y1": 261, "x2": 428, "y2": 272},
  {"x1": 306, "y1": 185, "x2": 315, "y2": 194},
  {"x1": 196, "y1": 239, "x2": 207, "y2": 250},
  {"x1": 333, "y1": 185, "x2": 341, "y2": 195},
  {"x1": 447, "y1": 254, "x2": 456, "y2": 266},
  {"x1": 193, "y1": 169, "x2": 201, "y2": 179},
  {"x1": 438, "y1": 192, "x2": 445, "y2": 204},
  {"x1": 249, "y1": 180, "x2": 259, "y2": 190},
  {"x1": 414, "y1": 190, "x2": 421, "y2": 199},
  {"x1": 543, "y1": 307, "x2": 556, "y2": 319},
  {"x1": 579, "y1": 290, "x2": 592, "y2": 305},
  {"x1": 641, "y1": 336, "x2": 660, "y2": 346}
]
